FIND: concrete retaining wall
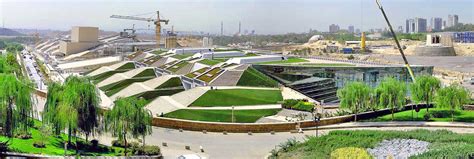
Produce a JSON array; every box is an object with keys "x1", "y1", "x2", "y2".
[
  {"x1": 414, "y1": 46, "x2": 456, "y2": 56},
  {"x1": 152, "y1": 104, "x2": 431, "y2": 133}
]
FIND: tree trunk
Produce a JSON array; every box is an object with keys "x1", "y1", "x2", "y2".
[
  {"x1": 391, "y1": 107, "x2": 394, "y2": 121},
  {"x1": 143, "y1": 135, "x2": 146, "y2": 147},
  {"x1": 124, "y1": 134, "x2": 128, "y2": 156},
  {"x1": 75, "y1": 131, "x2": 78, "y2": 155},
  {"x1": 354, "y1": 105, "x2": 358, "y2": 122},
  {"x1": 452, "y1": 109, "x2": 454, "y2": 122}
]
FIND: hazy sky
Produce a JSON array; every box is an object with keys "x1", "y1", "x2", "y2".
[{"x1": 1, "y1": 0, "x2": 473, "y2": 34}]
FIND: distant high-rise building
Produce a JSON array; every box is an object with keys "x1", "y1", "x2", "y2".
[
  {"x1": 397, "y1": 26, "x2": 403, "y2": 33},
  {"x1": 448, "y1": 14, "x2": 459, "y2": 27},
  {"x1": 220, "y1": 21, "x2": 224, "y2": 36},
  {"x1": 348, "y1": 25, "x2": 355, "y2": 33},
  {"x1": 329, "y1": 24, "x2": 340, "y2": 33},
  {"x1": 443, "y1": 20, "x2": 447, "y2": 30},
  {"x1": 202, "y1": 37, "x2": 213, "y2": 47},
  {"x1": 238, "y1": 21, "x2": 241, "y2": 35},
  {"x1": 355, "y1": 28, "x2": 361, "y2": 34},
  {"x1": 406, "y1": 18, "x2": 427, "y2": 33},
  {"x1": 432, "y1": 17, "x2": 443, "y2": 32},
  {"x1": 251, "y1": 30, "x2": 255, "y2": 35}
]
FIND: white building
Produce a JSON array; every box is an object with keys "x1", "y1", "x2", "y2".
[
  {"x1": 194, "y1": 51, "x2": 245, "y2": 59},
  {"x1": 227, "y1": 55, "x2": 286, "y2": 64},
  {"x1": 168, "y1": 48, "x2": 212, "y2": 55}
]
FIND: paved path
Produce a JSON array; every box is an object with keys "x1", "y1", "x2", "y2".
[
  {"x1": 185, "y1": 104, "x2": 281, "y2": 110},
  {"x1": 90, "y1": 121, "x2": 474, "y2": 159}
]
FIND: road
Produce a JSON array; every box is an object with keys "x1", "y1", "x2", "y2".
[
  {"x1": 91, "y1": 122, "x2": 474, "y2": 159},
  {"x1": 21, "y1": 50, "x2": 47, "y2": 90}
]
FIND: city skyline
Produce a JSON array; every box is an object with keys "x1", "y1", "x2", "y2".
[{"x1": 1, "y1": 0, "x2": 473, "y2": 34}]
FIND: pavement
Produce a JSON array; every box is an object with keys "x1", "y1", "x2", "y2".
[
  {"x1": 185, "y1": 104, "x2": 281, "y2": 110},
  {"x1": 89, "y1": 121, "x2": 474, "y2": 159}
]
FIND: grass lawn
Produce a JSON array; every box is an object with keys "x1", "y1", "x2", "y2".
[
  {"x1": 155, "y1": 77, "x2": 182, "y2": 89},
  {"x1": 171, "y1": 54, "x2": 193, "y2": 59},
  {"x1": 257, "y1": 57, "x2": 308, "y2": 64},
  {"x1": 0, "y1": 123, "x2": 122, "y2": 156},
  {"x1": 164, "y1": 109, "x2": 281, "y2": 123},
  {"x1": 133, "y1": 88, "x2": 184, "y2": 103},
  {"x1": 102, "y1": 77, "x2": 154, "y2": 96},
  {"x1": 198, "y1": 59, "x2": 221, "y2": 66},
  {"x1": 191, "y1": 89, "x2": 283, "y2": 107},
  {"x1": 91, "y1": 70, "x2": 128, "y2": 84},
  {"x1": 275, "y1": 129, "x2": 474, "y2": 159},
  {"x1": 367, "y1": 108, "x2": 474, "y2": 122},
  {"x1": 236, "y1": 67, "x2": 279, "y2": 88}
]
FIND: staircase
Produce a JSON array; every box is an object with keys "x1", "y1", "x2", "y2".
[{"x1": 289, "y1": 77, "x2": 338, "y2": 103}]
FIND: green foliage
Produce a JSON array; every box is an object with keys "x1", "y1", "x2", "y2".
[
  {"x1": 337, "y1": 82, "x2": 371, "y2": 121},
  {"x1": 155, "y1": 77, "x2": 182, "y2": 89},
  {"x1": 368, "y1": 108, "x2": 474, "y2": 122},
  {"x1": 276, "y1": 129, "x2": 474, "y2": 159},
  {"x1": 410, "y1": 75, "x2": 441, "y2": 113},
  {"x1": 132, "y1": 145, "x2": 161, "y2": 156},
  {"x1": 191, "y1": 89, "x2": 283, "y2": 107},
  {"x1": 164, "y1": 109, "x2": 281, "y2": 123},
  {"x1": 330, "y1": 147, "x2": 372, "y2": 159},
  {"x1": 105, "y1": 97, "x2": 152, "y2": 155},
  {"x1": 282, "y1": 99, "x2": 314, "y2": 112},
  {"x1": 236, "y1": 67, "x2": 279, "y2": 88},
  {"x1": 396, "y1": 33, "x2": 427, "y2": 41},
  {"x1": 0, "y1": 74, "x2": 33, "y2": 138},
  {"x1": 374, "y1": 77, "x2": 407, "y2": 120},
  {"x1": 171, "y1": 54, "x2": 193, "y2": 59},
  {"x1": 434, "y1": 84, "x2": 471, "y2": 121},
  {"x1": 4, "y1": 43, "x2": 24, "y2": 53}
]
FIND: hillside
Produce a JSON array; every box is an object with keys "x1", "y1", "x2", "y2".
[{"x1": 0, "y1": 28, "x2": 24, "y2": 36}]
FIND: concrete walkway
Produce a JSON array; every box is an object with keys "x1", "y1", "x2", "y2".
[{"x1": 185, "y1": 104, "x2": 282, "y2": 110}]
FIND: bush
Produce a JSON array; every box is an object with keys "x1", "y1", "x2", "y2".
[
  {"x1": 33, "y1": 141, "x2": 46, "y2": 148},
  {"x1": 132, "y1": 145, "x2": 161, "y2": 156},
  {"x1": 111, "y1": 140, "x2": 140, "y2": 148},
  {"x1": 15, "y1": 132, "x2": 32, "y2": 139},
  {"x1": 423, "y1": 113, "x2": 431, "y2": 121},
  {"x1": 330, "y1": 147, "x2": 371, "y2": 159},
  {"x1": 282, "y1": 99, "x2": 299, "y2": 109},
  {"x1": 0, "y1": 141, "x2": 9, "y2": 153},
  {"x1": 430, "y1": 110, "x2": 460, "y2": 118}
]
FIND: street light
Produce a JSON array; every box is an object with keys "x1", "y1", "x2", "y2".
[{"x1": 313, "y1": 112, "x2": 321, "y2": 137}]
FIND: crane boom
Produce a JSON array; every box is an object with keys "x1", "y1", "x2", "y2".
[
  {"x1": 110, "y1": 15, "x2": 155, "y2": 22},
  {"x1": 110, "y1": 11, "x2": 169, "y2": 48}
]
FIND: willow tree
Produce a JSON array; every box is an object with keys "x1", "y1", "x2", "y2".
[
  {"x1": 435, "y1": 84, "x2": 471, "y2": 122},
  {"x1": 375, "y1": 77, "x2": 407, "y2": 121},
  {"x1": 106, "y1": 97, "x2": 152, "y2": 155},
  {"x1": 43, "y1": 82, "x2": 64, "y2": 135},
  {"x1": 337, "y1": 82, "x2": 371, "y2": 121},
  {"x1": 131, "y1": 98, "x2": 153, "y2": 147},
  {"x1": 410, "y1": 75, "x2": 441, "y2": 114},
  {"x1": 0, "y1": 74, "x2": 33, "y2": 138}
]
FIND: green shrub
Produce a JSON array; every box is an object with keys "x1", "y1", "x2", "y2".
[
  {"x1": 330, "y1": 147, "x2": 372, "y2": 159},
  {"x1": 132, "y1": 145, "x2": 161, "y2": 156},
  {"x1": 282, "y1": 99, "x2": 299, "y2": 109},
  {"x1": 423, "y1": 113, "x2": 431, "y2": 121},
  {"x1": 292, "y1": 101, "x2": 314, "y2": 112},
  {"x1": 0, "y1": 140, "x2": 8, "y2": 153},
  {"x1": 430, "y1": 109, "x2": 460, "y2": 118},
  {"x1": 15, "y1": 132, "x2": 32, "y2": 139},
  {"x1": 33, "y1": 141, "x2": 46, "y2": 148},
  {"x1": 111, "y1": 140, "x2": 140, "y2": 148}
]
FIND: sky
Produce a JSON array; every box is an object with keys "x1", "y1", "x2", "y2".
[{"x1": 1, "y1": 0, "x2": 473, "y2": 34}]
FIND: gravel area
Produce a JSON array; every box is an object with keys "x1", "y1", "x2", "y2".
[{"x1": 368, "y1": 139, "x2": 430, "y2": 159}]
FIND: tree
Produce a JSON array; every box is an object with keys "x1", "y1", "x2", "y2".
[
  {"x1": 0, "y1": 74, "x2": 33, "y2": 138},
  {"x1": 410, "y1": 75, "x2": 441, "y2": 115},
  {"x1": 435, "y1": 84, "x2": 471, "y2": 122},
  {"x1": 105, "y1": 97, "x2": 151, "y2": 156},
  {"x1": 43, "y1": 82, "x2": 64, "y2": 136},
  {"x1": 337, "y1": 82, "x2": 371, "y2": 121},
  {"x1": 375, "y1": 77, "x2": 407, "y2": 120}
]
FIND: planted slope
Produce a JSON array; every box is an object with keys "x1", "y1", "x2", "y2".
[
  {"x1": 237, "y1": 67, "x2": 279, "y2": 87},
  {"x1": 164, "y1": 109, "x2": 281, "y2": 123},
  {"x1": 191, "y1": 89, "x2": 283, "y2": 107}
]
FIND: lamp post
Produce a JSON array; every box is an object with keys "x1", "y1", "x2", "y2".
[
  {"x1": 231, "y1": 106, "x2": 235, "y2": 123},
  {"x1": 313, "y1": 112, "x2": 321, "y2": 137}
]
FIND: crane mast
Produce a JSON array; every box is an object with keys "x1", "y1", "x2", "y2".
[{"x1": 111, "y1": 11, "x2": 169, "y2": 48}]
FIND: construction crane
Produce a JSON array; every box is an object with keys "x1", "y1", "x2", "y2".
[
  {"x1": 375, "y1": 0, "x2": 416, "y2": 82},
  {"x1": 111, "y1": 11, "x2": 169, "y2": 48}
]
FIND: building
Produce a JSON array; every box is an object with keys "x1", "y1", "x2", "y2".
[
  {"x1": 59, "y1": 26, "x2": 100, "y2": 55},
  {"x1": 448, "y1": 14, "x2": 459, "y2": 27},
  {"x1": 329, "y1": 24, "x2": 340, "y2": 33},
  {"x1": 431, "y1": 17, "x2": 443, "y2": 32},
  {"x1": 202, "y1": 37, "x2": 213, "y2": 47},
  {"x1": 406, "y1": 18, "x2": 427, "y2": 33},
  {"x1": 348, "y1": 26, "x2": 355, "y2": 34}
]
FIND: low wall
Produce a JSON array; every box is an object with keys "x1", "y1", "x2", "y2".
[{"x1": 152, "y1": 104, "x2": 431, "y2": 133}]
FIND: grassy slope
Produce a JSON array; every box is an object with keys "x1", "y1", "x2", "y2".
[
  {"x1": 198, "y1": 59, "x2": 221, "y2": 66},
  {"x1": 0, "y1": 125, "x2": 121, "y2": 156},
  {"x1": 171, "y1": 54, "x2": 193, "y2": 59},
  {"x1": 191, "y1": 89, "x2": 283, "y2": 107},
  {"x1": 368, "y1": 108, "x2": 474, "y2": 122},
  {"x1": 257, "y1": 57, "x2": 308, "y2": 64},
  {"x1": 236, "y1": 67, "x2": 279, "y2": 88},
  {"x1": 102, "y1": 77, "x2": 154, "y2": 96},
  {"x1": 164, "y1": 109, "x2": 281, "y2": 123},
  {"x1": 277, "y1": 129, "x2": 474, "y2": 159},
  {"x1": 156, "y1": 77, "x2": 182, "y2": 89}
]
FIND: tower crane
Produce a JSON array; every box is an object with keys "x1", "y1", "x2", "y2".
[{"x1": 111, "y1": 11, "x2": 169, "y2": 48}]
